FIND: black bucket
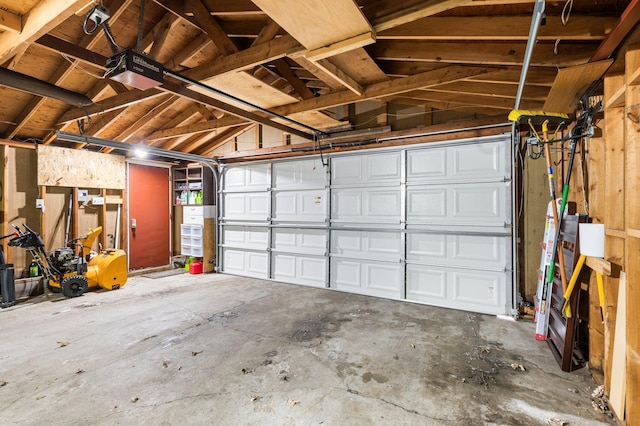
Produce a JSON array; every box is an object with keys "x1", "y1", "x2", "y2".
[{"x1": 0, "y1": 264, "x2": 16, "y2": 308}]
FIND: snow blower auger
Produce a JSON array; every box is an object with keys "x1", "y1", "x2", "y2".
[{"x1": 8, "y1": 224, "x2": 128, "y2": 298}]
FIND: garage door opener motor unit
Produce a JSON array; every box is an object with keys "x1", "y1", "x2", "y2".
[{"x1": 105, "y1": 49, "x2": 163, "y2": 90}]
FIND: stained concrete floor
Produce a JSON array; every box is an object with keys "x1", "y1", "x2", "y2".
[{"x1": 0, "y1": 272, "x2": 614, "y2": 426}]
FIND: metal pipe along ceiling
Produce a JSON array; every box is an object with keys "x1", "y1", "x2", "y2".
[
  {"x1": 514, "y1": 0, "x2": 546, "y2": 110},
  {"x1": 0, "y1": 68, "x2": 93, "y2": 107}
]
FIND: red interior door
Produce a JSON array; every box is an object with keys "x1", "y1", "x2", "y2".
[{"x1": 128, "y1": 164, "x2": 170, "y2": 269}]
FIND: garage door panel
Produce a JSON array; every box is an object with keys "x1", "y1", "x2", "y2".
[
  {"x1": 367, "y1": 153, "x2": 401, "y2": 182},
  {"x1": 406, "y1": 265, "x2": 447, "y2": 300},
  {"x1": 331, "y1": 230, "x2": 402, "y2": 261},
  {"x1": 406, "y1": 265, "x2": 506, "y2": 315},
  {"x1": 222, "y1": 226, "x2": 269, "y2": 250},
  {"x1": 273, "y1": 190, "x2": 326, "y2": 222},
  {"x1": 451, "y1": 235, "x2": 506, "y2": 267},
  {"x1": 331, "y1": 189, "x2": 362, "y2": 220},
  {"x1": 451, "y1": 141, "x2": 506, "y2": 179},
  {"x1": 272, "y1": 254, "x2": 326, "y2": 287},
  {"x1": 407, "y1": 188, "x2": 447, "y2": 219},
  {"x1": 223, "y1": 248, "x2": 268, "y2": 278},
  {"x1": 406, "y1": 233, "x2": 447, "y2": 260},
  {"x1": 367, "y1": 190, "x2": 401, "y2": 218},
  {"x1": 273, "y1": 228, "x2": 326, "y2": 255},
  {"x1": 331, "y1": 259, "x2": 361, "y2": 288},
  {"x1": 407, "y1": 183, "x2": 507, "y2": 226},
  {"x1": 223, "y1": 192, "x2": 269, "y2": 221},
  {"x1": 273, "y1": 159, "x2": 326, "y2": 189},
  {"x1": 332, "y1": 152, "x2": 401, "y2": 185},
  {"x1": 225, "y1": 164, "x2": 270, "y2": 191},
  {"x1": 452, "y1": 185, "x2": 504, "y2": 223},
  {"x1": 452, "y1": 270, "x2": 503, "y2": 308},
  {"x1": 407, "y1": 138, "x2": 507, "y2": 183},
  {"x1": 407, "y1": 233, "x2": 507, "y2": 269},
  {"x1": 407, "y1": 148, "x2": 447, "y2": 180},
  {"x1": 332, "y1": 188, "x2": 400, "y2": 223},
  {"x1": 331, "y1": 258, "x2": 402, "y2": 299}
]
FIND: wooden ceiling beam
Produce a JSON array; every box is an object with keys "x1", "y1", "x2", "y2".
[
  {"x1": 116, "y1": 94, "x2": 178, "y2": 142},
  {"x1": 0, "y1": 0, "x2": 94, "y2": 64},
  {"x1": 169, "y1": 130, "x2": 219, "y2": 153},
  {"x1": 195, "y1": 103, "x2": 216, "y2": 120},
  {"x1": 198, "y1": 0, "x2": 263, "y2": 17},
  {"x1": 273, "y1": 59, "x2": 315, "y2": 100},
  {"x1": 591, "y1": 0, "x2": 640, "y2": 61},
  {"x1": 147, "y1": 115, "x2": 247, "y2": 140},
  {"x1": 400, "y1": 89, "x2": 544, "y2": 110},
  {"x1": 185, "y1": 0, "x2": 238, "y2": 55},
  {"x1": 310, "y1": 58, "x2": 364, "y2": 95},
  {"x1": 251, "y1": 19, "x2": 281, "y2": 46},
  {"x1": 147, "y1": 105, "x2": 202, "y2": 147},
  {"x1": 146, "y1": 13, "x2": 180, "y2": 59},
  {"x1": 58, "y1": 88, "x2": 165, "y2": 124},
  {"x1": 371, "y1": 0, "x2": 473, "y2": 33},
  {"x1": 428, "y1": 81, "x2": 550, "y2": 101},
  {"x1": 164, "y1": 32, "x2": 212, "y2": 71},
  {"x1": 271, "y1": 65, "x2": 498, "y2": 116},
  {"x1": 149, "y1": 65, "x2": 497, "y2": 139},
  {"x1": 183, "y1": 34, "x2": 303, "y2": 81},
  {"x1": 377, "y1": 16, "x2": 616, "y2": 41},
  {"x1": 195, "y1": 124, "x2": 253, "y2": 155},
  {"x1": 0, "y1": 9, "x2": 22, "y2": 33},
  {"x1": 372, "y1": 40, "x2": 596, "y2": 67},
  {"x1": 293, "y1": 56, "x2": 346, "y2": 91}
]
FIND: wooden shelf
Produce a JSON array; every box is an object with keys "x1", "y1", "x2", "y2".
[{"x1": 173, "y1": 165, "x2": 213, "y2": 206}]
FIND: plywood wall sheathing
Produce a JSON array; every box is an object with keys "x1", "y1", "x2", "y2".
[{"x1": 37, "y1": 145, "x2": 126, "y2": 189}]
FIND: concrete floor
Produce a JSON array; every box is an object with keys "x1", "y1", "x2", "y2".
[{"x1": 1, "y1": 272, "x2": 614, "y2": 425}]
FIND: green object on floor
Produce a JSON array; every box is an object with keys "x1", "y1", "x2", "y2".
[{"x1": 184, "y1": 257, "x2": 196, "y2": 272}]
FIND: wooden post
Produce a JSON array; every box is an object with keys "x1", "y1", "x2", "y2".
[
  {"x1": 378, "y1": 102, "x2": 388, "y2": 127},
  {"x1": 623, "y1": 47, "x2": 640, "y2": 424},
  {"x1": 72, "y1": 188, "x2": 79, "y2": 245},
  {"x1": 256, "y1": 124, "x2": 263, "y2": 149},
  {"x1": 587, "y1": 94, "x2": 607, "y2": 374},
  {"x1": 100, "y1": 188, "x2": 107, "y2": 249},
  {"x1": 603, "y1": 72, "x2": 626, "y2": 395}
]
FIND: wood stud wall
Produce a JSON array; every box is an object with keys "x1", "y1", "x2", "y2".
[{"x1": 582, "y1": 45, "x2": 640, "y2": 423}]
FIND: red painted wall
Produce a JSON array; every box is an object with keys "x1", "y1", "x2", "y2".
[{"x1": 128, "y1": 164, "x2": 170, "y2": 270}]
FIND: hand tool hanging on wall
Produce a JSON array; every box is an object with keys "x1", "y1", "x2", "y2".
[
  {"x1": 534, "y1": 119, "x2": 570, "y2": 294},
  {"x1": 548, "y1": 100, "x2": 602, "y2": 311},
  {"x1": 509, "y1": 109, "x2": 569, "y2": 338},
  {"x1": 64, "y1": 189, "x2": 73, "y2": 246}
]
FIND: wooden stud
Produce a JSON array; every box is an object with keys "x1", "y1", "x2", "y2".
[
  {"x1": 256, "y1": 125, "x2": 263, "y2": 149},
  {"x1": 100, "y1": 188, "x2": 107, "y2": 250},
  {"x1": 624, "y1": 48, "x2": 640, "y2": 423}
]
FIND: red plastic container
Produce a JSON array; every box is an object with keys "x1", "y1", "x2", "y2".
[{"x1": 189, "y1": 260, "x2": 203, "y2": 274}]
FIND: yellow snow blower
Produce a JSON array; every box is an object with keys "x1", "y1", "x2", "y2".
[{"x1": 8, "y1": 224, "x2": 127, "y2": 298}]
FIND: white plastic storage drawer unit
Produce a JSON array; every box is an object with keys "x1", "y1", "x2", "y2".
[
  {"x1": 183, "y1": 206, "x2": 204, "y2": 225},
  {"x1": 181, "y1": 224, "x2": 203, "y2": 257}
]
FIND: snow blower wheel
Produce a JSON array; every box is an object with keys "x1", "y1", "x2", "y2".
[{"x1": 61, "y1": 275, "x2": 88, "y2": 298}]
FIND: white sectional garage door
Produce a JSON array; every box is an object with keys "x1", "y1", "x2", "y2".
[{"x1": 220, "y1": 133, "x2": 514, "y2": 316}]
